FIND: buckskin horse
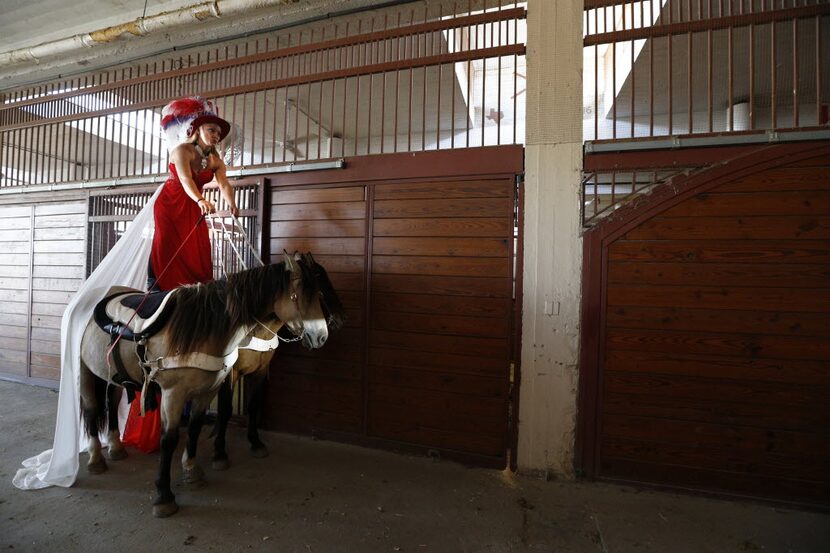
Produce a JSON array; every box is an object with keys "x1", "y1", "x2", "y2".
[
  {"x1": 211, "y1": 252, "x2": 346, "y2": 469},
  {"x1": 78, "y1": 252, "x2": 328, "y2": 517}
]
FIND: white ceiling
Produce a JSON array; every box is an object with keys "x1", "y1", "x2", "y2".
[{"x1": 0, "y1": 0, "x2": 413, "y2": 89}]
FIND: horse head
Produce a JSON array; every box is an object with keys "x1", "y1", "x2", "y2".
[
  {"x1": 300, "y1": 252, "x2": 346, "y2": 331},
  {"x1": 274, "y1": 251, "x2": 328, "y2": 349}
]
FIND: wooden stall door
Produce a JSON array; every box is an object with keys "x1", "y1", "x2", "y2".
[
  {"x1": 579, "y1": 142, "x2": 830, "y2": 508},
  {"x1": 264, "y1": 147, "x2": 523, "y2": 467}
]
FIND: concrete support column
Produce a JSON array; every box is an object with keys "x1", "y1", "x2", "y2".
[{"x1": 517, "y1": 0, "x2": 583, "y2": 477}]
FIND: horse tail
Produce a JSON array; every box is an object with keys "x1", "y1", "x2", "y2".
[{"x1": 81, "y1": 372, "x2": 109, "y2": 438}]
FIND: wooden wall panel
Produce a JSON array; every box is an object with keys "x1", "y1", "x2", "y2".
[
  {"x1": 264, "y1": 149, "x2": 520, "y2": 467},
  {"x1": 589, "y1": 148, "x2": 830, "y2": 507},
  {"x1": 0, "y1": 206, "x2": 31, "y2": 379}
]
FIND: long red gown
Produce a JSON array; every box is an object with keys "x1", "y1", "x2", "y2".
[
  {"x1": 123, "y1": 163, "x2": 215, "y2": 453},
  {"x1": 149, "y1": 163, "x2": 215, "y2": 291}
]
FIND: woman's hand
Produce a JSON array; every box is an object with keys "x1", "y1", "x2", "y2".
[
  {"x1": 197, "y1": 198, "x2": 216, "y2": 215},
  {"x1": 229, "y1": 204, "x2": 239, "y2": 217}
]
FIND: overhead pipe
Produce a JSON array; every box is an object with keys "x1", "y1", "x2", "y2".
[{"x1": 0, "y1": 0, "x2": 301, "y2": 67}]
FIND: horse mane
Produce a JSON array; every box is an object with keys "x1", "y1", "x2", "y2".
[
  {"x1": 164, "y1": 259, "x2": 320, "y2": 357},
  {"x1": 164, "y1": 280, "x2": 230, "y2": 357}
]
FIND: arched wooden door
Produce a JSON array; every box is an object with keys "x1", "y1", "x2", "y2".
[{"x1": 578, "y1": 141, "x2": 830, "y2": 508}]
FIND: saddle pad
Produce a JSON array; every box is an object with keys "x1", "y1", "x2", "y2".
[{"x1": 93, "y1": 287, "x2": 175, "y2": 338}]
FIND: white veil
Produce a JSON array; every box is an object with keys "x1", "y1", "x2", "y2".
[{"x1": 13, "y1": 187, "x2": 161, "y2": 490}]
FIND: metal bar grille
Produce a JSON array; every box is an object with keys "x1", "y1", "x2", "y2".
[
  {"x1": 583, "y1": 0, "x2": 830, "y2": 144},
  {"x1": 1, "y1": 1, "x2": 527, "y2": 189}
]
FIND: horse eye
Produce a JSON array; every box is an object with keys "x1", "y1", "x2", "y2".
[{"x1": 290, "y1": 293, "x2": 298, "y2": 302}]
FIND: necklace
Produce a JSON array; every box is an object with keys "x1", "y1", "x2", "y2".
[{"x1": 194, "y1": 144, "x2": 213, "y2": 170}]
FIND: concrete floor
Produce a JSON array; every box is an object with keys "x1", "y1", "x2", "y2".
[{"x1": 0, "y1": 379, "x2": 827, "y2": 553}]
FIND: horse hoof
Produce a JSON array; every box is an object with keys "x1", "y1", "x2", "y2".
[
  {"x1": 106, "y1": 448, "x2": 128, "y2": 461},
  {"x1": 152, "y1": 501, "x2": 179, "y2": 518},
  {"x1": 212, "y1": 458, "x2": 230, "y2": 471},
  {"x1": 181, "y1": 465, "x2": 205, "y2": 485},
  {"x1": 250, "y1": 446, "x2": 269, "y2": 459},
  {"x1": 87, "y1": 459, "x2": 107, "y2": 474}
]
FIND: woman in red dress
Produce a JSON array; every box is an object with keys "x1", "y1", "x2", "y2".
[
  {"x1": 124, "y1": 97, "x2": 238, "y2": 452},
  {"x1": 149, "y1": 96, "x2": 239, "y2": 291}
]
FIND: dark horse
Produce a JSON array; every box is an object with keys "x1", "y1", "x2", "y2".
[
  {"x1": 211, "y1": 252, "x2": 346, "y2": 468},
  {"x1": 79, "y1": 252, "x2": 328, "y2": 517}
]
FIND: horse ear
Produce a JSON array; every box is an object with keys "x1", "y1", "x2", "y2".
[
  {"x1": 306, "y1": 251, "x2": 316, "y2": 265},
  {"x1": 283, "y1": 250, "x2": 299, "y2": 273},
  {"x1": 293, "y1": 250, "x2": 302, "y2": 261}
]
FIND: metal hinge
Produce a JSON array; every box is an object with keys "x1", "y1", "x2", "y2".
[{"x1": 509, "y1": 362, "x2": 516, "y2": 384}]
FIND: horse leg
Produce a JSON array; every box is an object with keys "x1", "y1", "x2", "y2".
[
  {"x1": 181, "y1": 395, "x2": 211, "y2": 485},
  {"x1": 105, "y1": 385, "x2": 127, "y2": 461},
  {"x1": 153, "y1": 390, "x2": 185, "y2": 518},
  {"x1": 246, "y1": 369, "x2": 269, "y2": 458},
  {"x1": 211, "y1": 378, "x2": 232, "y2": 471},
  {"x1": 80, "y1": 362, "x2": 107, "y2": 474}
]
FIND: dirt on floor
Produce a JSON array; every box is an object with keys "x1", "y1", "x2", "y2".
[{"x1": 0, "y1": 379, "x2": 827, "y2": 553}]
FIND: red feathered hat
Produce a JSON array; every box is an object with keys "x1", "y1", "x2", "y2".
[{"x1": 160, "y1": 96, "x2": 230, "y2": 150}]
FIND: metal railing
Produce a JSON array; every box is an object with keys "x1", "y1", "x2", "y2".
[{"x1": 1, "y1": 0, "x2": 527, "y2": 189}]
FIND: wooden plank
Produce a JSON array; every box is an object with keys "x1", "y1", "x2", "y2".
[
  {"x1": 716, "y1": 166, "x2": 830, "y2": 192},
  {"x1": 32, "y1": 290, "x2": 75, "y2": 303},
  {"x1": 608, "y1": 240, "x2": 830, "y2": 264},
  {"x1": 0, "y1": 242, "x2": 30, "y2": 254},
  {"x1": 265, "y1": 405, "x2": 362, "y2": 434},
  {"x1": 0, "y1": 314, "x2": 29, "y2": 326},
  {"x1": 0, "y1": 301, "x2": 29, "y2": 315},
  {"x1": 0, "y1": 349, "x2": 29, "y2": 364},
  {"x1": 604, "y1": 371, "x2": 828, "y2": 411},
  {"x1": 32, "y1": 253, "x2": 86, "y2": 266},
  {"x1": 602, "y1": 414, "x2": 830, "y2": 457},
  {"x1": 0, "y1": 336, "x2": 28, "y2": 350},
  {"x1": 31, "y1": 327, "x2": 61, "y2": 342},
  {"x1": 324, "y1": 272, "x2": 364, "y2": 292},
  {"x1": 372, "y1": 274, "x2": 511, "y2": 298},
  {"x1": 34, "y1": 227, "x2": 86, "y2": 241},
  {"x1": 33, "y1": 214, "x2": 85, "y2": 229},
  {"x1": 0, "y1": 277, "x2": 29, "y2": 290},
  {"x1": 0, "y1": 265, "x2": 30, "y2": 278},
  {"x1": 0, "y1": 289, "x2": 27, "y2": 302},
  {"x1": 31, "y1": 302, "x2": 69, "y2": 316},
  {"x1": 270, "y1": 237, "x2": 365, "y2": 256},
  {"x1": 35, "y1": 203, "x2": 85, "y2": 216},
  {"x1": 271, "y1": 186, "x2": 365, "y2": 204},
  {"x1": 369, "y1": 347, "x2": 507, "y2": 377},
  {"x1": 30, "y1": 339, "x2": 60, "y2": 354},
  {"x1": 33, "y1": 241, "x2": 85, "y2": 254},
  {"x1": 270, "y1": 355, "x2": 361, "y2": 380},
  {"x1": 0, "y1": 229, "x2": 31, "y2": 242},
  {"x1": 269, "y1": 219, "x2": 366, "y2": 238},
  {"x1": 271, "y1": 201, "x2": 366, "y2": 221},
  {"x1": 605, "y1": 350, "x2": 830, "y2": 385},
  {"x1": 369, "y1": 382, "x2": 506, "y2": 425},
  {"x1": 0, "y1": 325, "x2": 28, "y2": 339},
  {"x1": 269, "y1": 254, "x2": 364, "y2": 273},
  {"x1": 32, "y1": 278, "x2": 84, "y2": 292},
  {"x1": 625, "y1": 216, "x2": 830, "y2": 240},
  {"x1": 660, "y1": 191, "x2": 830, "y2": 217},
  {"x1": 29, "y1": 353, "x2": 60, "y2": 369},
  {"x1": 374, "y1": 217, "x2": 511, "y2": 237},
  {"x1": 369, "y1": 364, "x2": 507, "y2": 399},
  {"x1": 372, "y1": 255, "x2": 510, "y2": 277},
  {"x1": 373, "y1": 179, "x2": 511, "y2": 200},
  {"x1": 601, "y1": 436, "x2": 829, "y2": 483},
  {"x1": 371, "y1": 330, "x2": 508, "y2": 358},
  {"x1": 0, "y1": 218, "x2": 32, "y2": 231},
  {"x1": 607, "y1": 284, "x2": 830, "y2": 313},
  {"x1": 607, "y1": 261, "x2": 830, "y2": 288},
  {"x1": 372, "y1": 292, "x2": 511, "y2": 318},
  {"x1": 29, "y1": 364, "x2": 60, "y2": 380},
  {"x1": 373, "y1": 197, "x2": 511, "y2": 219},
  {"x1": 0, "y1": 206, "x2": 34, "y2": 218},
  {"x1": 599, "y1": 457, "x2": 830, "y2": 506},
  {"x1": 607, "y1": 306, "x2": 830, "y2": 337},
  {"x1": 369, "y1": 394, "x2": 507, "y2": 439},
  {"x1": 606, "y1": 328, "x2": 830, "y2": 361},
  {"x1": 0, "y1": 254, "x2": 31, "y2": 266},
  {"x1": 372, "y1": 310, "x2": 510, "y2": 338},
  {"x1": 373, "y1": 237, "x2": 509, "y2": 257},
  {"x1": 603, "y1": 391, "x2": 827, "y2": 433},
  {"x1": 33, "y1": 265, "x2": 85, "y2": 279}
]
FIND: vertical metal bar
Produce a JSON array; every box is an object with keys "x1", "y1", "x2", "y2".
[
  {"x1": 749, "y1": 23, "x2": 755, "y2": 129},
  {"x1": 707, "y1": 29, "x2": 713, "y2": 132},
  {"x1": 422, "y1": 9, "x2": 428, "y2": 150},
  {"x1": 409, "y1": 12, "x2": 415, "y2": 151},
  {"x1": 630, "y1": 36, "x2": 635, "y2": 138},
  {"x1": 394, "y1": 12, "x2": 401, "y2": 152},
  {"x1": 355, "y1": 21, "x2": 362, "y2": 156},
  {"x1": 368, "y1": 21, "x2": 375, "y2": 155},
  {"x1": 792, "y1": 17, "x2": 798, "y2": 128},
  {"x1": 612, "y1": 41, "x2": 617, "y2": 139},
  {"x1": 437, "y1": 5, "x2": 444, "y2": 149},
  {"x1": 687, "y1": 32, "x2": 693, "y2": 134},
  {"x1": 817, "y1": 15, "x2": 821, "y2": 126},
  {"x1": 466, "y1": 0, "x2": 472, "y2": 147},
  {"x1": 771, "y1": 21, "x2": 777, "y2": 129},
  {"x1": 668, "y1": 33, "x2": 674, "y2": 135},
  {"x1": 342, "y1": 25, "x2": 349, "y2": 157},
  {"x1": 728, "y1": 27, "x2": 733, "y2": 131}
]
